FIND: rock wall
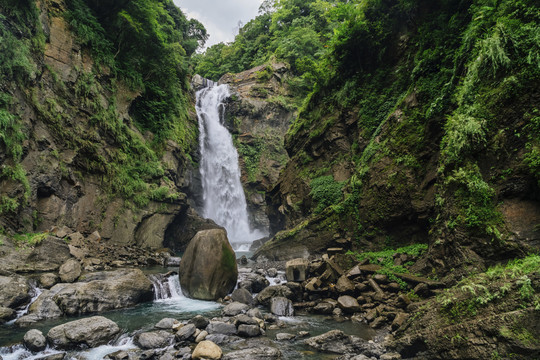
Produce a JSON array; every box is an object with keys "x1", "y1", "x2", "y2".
[
  {"x1": 0, "y1": 0, "x2": 202, "y2": 250},
  {"x1": 217, "y1": 63, "x2": 294, "y2": 233}
]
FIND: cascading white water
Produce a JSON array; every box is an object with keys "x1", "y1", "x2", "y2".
[{"x1": 196, "y1": 82, "x2": 265, "y2": 249}]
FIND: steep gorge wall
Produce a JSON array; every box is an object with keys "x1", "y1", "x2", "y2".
[
  {"x1": 0, "y1": 0, "x2": 206, "y2": 250},
  {"x1": 255, "y1": 0, "x2": 540, "y2": 277}
]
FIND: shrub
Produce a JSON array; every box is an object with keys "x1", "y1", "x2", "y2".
[{"x1": 310, "y1": 175, "x2": 343, "y2": 213}]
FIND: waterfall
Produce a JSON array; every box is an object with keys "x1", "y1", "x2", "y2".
[
  {"x1": 148, "y1": 273, "x2": 182, "y2": 300},
  {"x1": 196, "y1": 82, "x2": 265, "y2": 249}
]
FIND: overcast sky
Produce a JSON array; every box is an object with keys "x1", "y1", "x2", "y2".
[{"x1": 173, "y1": 0, "x2": 264, "y2": 48}]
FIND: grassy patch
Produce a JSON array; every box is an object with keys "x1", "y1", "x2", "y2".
[{"x1": 12, "y1": 232, "x2": 48, "y2": 248}]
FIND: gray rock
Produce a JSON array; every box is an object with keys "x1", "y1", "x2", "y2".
[
  {"x1": 304, "y1": 330, "x2": 353, "y2": 354},
  {"x1": 276, "y1": 333, "x2": 296, "y2": 341},
  {"x1": 247, "y1": 308, "x2": 263, "y2": 319},
  {"x1": 51, "y1": 269, "x2": 153, "y2": 315},
  {"x1": 222, "y1": 301, "x2": 249, "y2": 316},
  {"x1": 178, "y1": 229, "x2": 238, "y2": 300},
  {"x1": 176, "y1": 323, "x2": 197, "y2": 341},
  {"x1": 337, "y1": 295, "x2": 361, "y2": 313},
  {"x1": 39, "y1": 273, "x2": 59, "y2": 289},
  {"x1": 47, "y1": 316, "x2": 120, "y2": 349},
  {"x1": 24, "y1": 329, "x2": 47, "y2": 352},
  {"x1": 234, "y1": 314, "x2": 258, "y2": 326},
  {"x1": 255, "y1": 285, "x2": 293, "y2": 306},
  {"x1": 206, "y1": 321, "x2": 237, "y2": 335},
  {"x1": 165, "y1": 257, "x2": 181, "y2": 267},
  {"x1": 135, "y1": 330, "x2": 175, "y2": 349},
  {"x1": 284, "y1": 282, "x2": 303, "y2": 302},
  {"x1": 205, "y1": 333, "x2": 229, "y2": 345},
  {"x1": 336, "y1": 275, "x2": 356, "y2": 293},
  {"x1": 313, "y1": 301, "x2": 334, "y2": 314},
  {"x1": 231, "y1": 288, "x2": 253, "y2": 305},
  {"x1": 105, "y1": 350, "x2": 130, "y2": 359},
  {"x1": 189, "y1": 315, "x2": 210, "y2": 329},
  {"x1": 0, "y1": 306, "x2": 16, "y2": 323},
  {"x1": 237, "y1": 324, "x2": 260, "y2": 337},
  {"x1": 16, "y1": 289, "x2": 63, "y2": 326},
  {"x1": 195, "y1": 330, "x2": 208, "y2": 343},
  {"x1": 270, "y1": 296, "x2": 294, "y2": 316},
  {"x1": 58, "y1": 259, "x2": 81, "y2": 283},
  {"x1": 267, "y1": 268, "x2": 278, "y2": 278},
  {"x1": 155, "y1": 317, "x2": 178, "y2": 330},
  {"x1": 105, "y1": 350, "x2": 130, "y2": 360},
  {"x1": 222, "y1": 346, "x2": 282, "y2": 360},
  {"x1": 36, "y1": 353, "x2": 66, "y2": 360},
  {"x1": 239, "y1": 273, "x2": 269, "y2": 293},
  {"x1": 0, "y1": 275, "x2": 30, "y2": 308}
]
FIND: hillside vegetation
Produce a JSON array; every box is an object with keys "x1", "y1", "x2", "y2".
[
  {"x1": 0, "y1": 0, "x2": 206, "y2": 240},
  {"x1": 196, "y1": 0, "x2": 539, "y2": 277}
]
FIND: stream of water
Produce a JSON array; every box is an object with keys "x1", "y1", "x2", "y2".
[{"x1": 196, "y1": 82, "x2": 266, "y2": 250}]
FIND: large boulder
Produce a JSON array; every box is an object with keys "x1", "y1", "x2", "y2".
[
  {"x1": 179, "y1": 229, "x2": 238, "y2": 300},
  {"x1": 51, "y1": 269, "x2": 153, "y2": 315},
  {"x1": 0, "y1": 275, "x2": 30, "y2": 309},
  {"x1": 47, "y1": 316, "x2": 120, "y2": 349}
]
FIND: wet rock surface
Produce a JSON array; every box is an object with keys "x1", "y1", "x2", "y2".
[{"x1": 46, "y1": 316, "x2": 121, "y2": 349}]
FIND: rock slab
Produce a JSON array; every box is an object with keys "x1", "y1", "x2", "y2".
[{"x1": 47, "y1": 316, "x2": 120, "y2": 349}]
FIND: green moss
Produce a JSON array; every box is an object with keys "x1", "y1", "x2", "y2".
[{"x1": 221, "y1": 242, "x2": 237, "y2": 272}]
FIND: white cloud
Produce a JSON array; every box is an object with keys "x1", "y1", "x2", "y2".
[{"x1": 173, "y1": 0, "x2": 263, "y2": 48}]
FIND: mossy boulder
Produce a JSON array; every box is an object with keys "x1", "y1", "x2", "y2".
[{"x1": 179, "y1": 229, "x2": 238, "y2": 300}]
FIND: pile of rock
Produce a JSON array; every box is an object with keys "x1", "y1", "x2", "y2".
[{"x1": 283, "y1": 251, "x2": 443, "y2": 332}]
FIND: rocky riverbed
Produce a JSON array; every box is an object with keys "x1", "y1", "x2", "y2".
[{"x1": 1, "y1": 226, "x2": 538, "y2": 359}]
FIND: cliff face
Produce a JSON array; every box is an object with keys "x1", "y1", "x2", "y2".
[
  {"x1": 218, "y1": 63, "x2": 294, "y2": 233},
  {"x1": 255, "y1": 0, "x2": 540, "y2": 277},
  {"x1": 0, "y1": 0, "x2": 204, "y2": 249}
]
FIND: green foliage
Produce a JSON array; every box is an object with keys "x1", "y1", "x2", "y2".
[
  {"x1": 524, "y1": 110, "x2": 540, "y2": 184},
  {"x1": 347, "y1": 244, "x2": 429, "y2": 289},
  {"x1": 65, "y1": 0, "x2": 203, "y2": 146},
  {"x1": 439, "y1": 254, "x2": 540, "y2": 322},
  {"x1": 236, "y1": 140, "x2": 263, "y2": 183},
  {"x1": 0, "y1": 95, "x2": 25, "y2": 161},
  {"x1": 309, "y1": 175, "x2": 343, "y2": 213},
  {"x1": 12, "y1": 232, "x2": 48, "y2": 247},
  {"x1": 444, "y1": 164, "x2": 502, "y2": 235}
]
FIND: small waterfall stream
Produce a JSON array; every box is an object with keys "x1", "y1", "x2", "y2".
[{"x1": 196, "y1": 82, "x2": 265, "y2": 249}]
